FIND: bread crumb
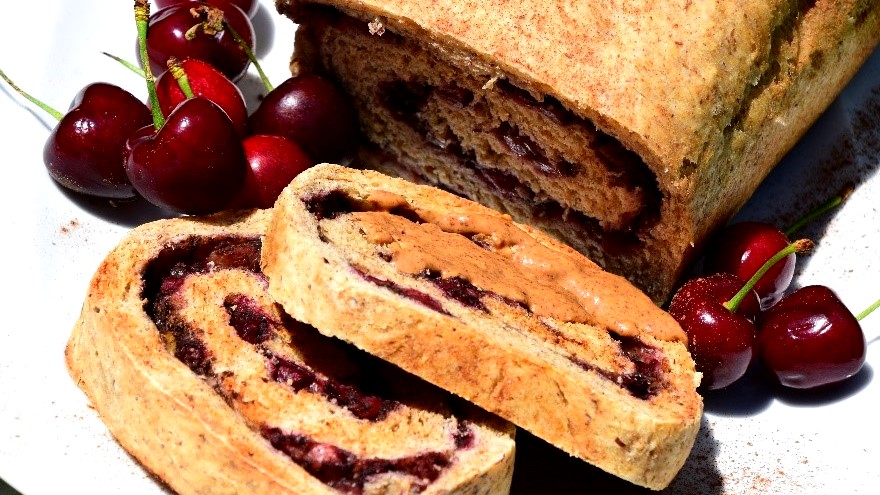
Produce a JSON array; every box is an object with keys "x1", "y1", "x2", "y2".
[
  {"x1": 368, "y1": 18, "x2": 385, "y2": 36},
  {"x1": 61, "y1": 218, "x2": 80, "y2": 234},
  {"x1": 482, "y1": 76, "x2": 499, "y2": 90}
]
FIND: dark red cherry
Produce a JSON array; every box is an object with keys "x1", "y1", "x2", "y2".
[
  {"x1": 248, "y1": 74, "x2": 360, "y2": 165},
  {"x1": 232, "y1": 135, "x2": 314, "y2": 209},
  {"x1": 124, "y1": 98, "x2": 247, "y2": 214},
  {"x1": 702, "y1": 187, "x2": 852, "y2": 310},
  {"x1": 668, "y1": 273, "x2": 760, "y2": 390},
  {"x1": 758, "y1": 285, "x2": 867, "y2": 389},
  {"x1": 156, "y1": 58, "x2": 248, "y2": 137},
  {"x1": 41, "y1": 83, "x2": 152, "y2": 199},
  {"x1": 146, "y1": 1, "x2": 255, "y2": 83},
  {"x1": 154, "y1": 0, "x2": 259, "y2": 18},
  {"x1": 703, "y1": 222, "x2": 793, "y2": 310}
]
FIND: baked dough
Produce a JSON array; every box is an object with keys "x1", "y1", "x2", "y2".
[
  {"x1": 65, "y1": 208, "x2": 516, "y2": 495},
  {"x1": 262, "y1": 165, "x2": 703, "y2": 490},
  {"x1": 279, "y1": 0, "x2": 880, "y2": 302}
]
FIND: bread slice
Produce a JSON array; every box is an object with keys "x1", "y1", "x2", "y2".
[
  {"x1": 277, "y1": 0, "x2": 880, "y2": 302},
  {"x1": 262, "y1": 164, "x2": 703, "y2": 490},
  {"x1": 65, "y1": 208, "x2": 515, "y2": 495}
]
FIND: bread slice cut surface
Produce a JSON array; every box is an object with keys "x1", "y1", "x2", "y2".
[
  {"x1": 262, "y1": 164, "x2": 703, "y2": 490},
  {"x1": 66, "y1": 208, "x2": 515, "y2": 495}
]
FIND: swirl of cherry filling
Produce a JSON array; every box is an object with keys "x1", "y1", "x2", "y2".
[
  {"x1": 297, "y1": 5, "x2": 663, "y2": 256},
  {"x1": 305, "y1": 189, "x2": 684, "y2": 399},
  {"x1": 141, "y1": 236, "x2": 478, "y2": 494},
  {"x1": 377, "y1": 72, "x2": 662, "y2": 255}
]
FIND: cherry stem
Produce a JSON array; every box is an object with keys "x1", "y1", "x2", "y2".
[
  {"x1": 856, "y1": 297, "x2": 880, "y2": 321},
  {"x1": 224, "y1": 20, "x2": 273, "y2": 92},
  {"x1": 101, "y1": 51, "x2": 146, "y2": 78},
  {"x1": 723, "y1": 238, "x2": 814, "y2": 312},
  {"x1": 181, "y1": 4, "x2": 272, "y2": 91},
  {"x1": 783, "y1": 183, "x2": 854, "y2": 237},
  {"x1": 0, "y1": 68, "x2": 64, "y2": 120},
  {"x1": 135, "y1": 0, "x2": 165, "y2": 130},
  {"x1": 185, "y1": 5, "x2": 225, "y2": 38},
  {"x1": 167, "y1": 57, "x2": 195, "y2": 99}
]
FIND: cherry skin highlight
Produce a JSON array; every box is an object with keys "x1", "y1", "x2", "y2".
[
  {"x1": 233, "y1": 134, "x2": 314, "y2": 209},
  {"x1": 43, "y1": 82, "x2": 152, "y2": 199},
  {"x1": 124, "y1": 98, "x2": 247, "y2": 214},
  {"x1": 668, "y1": 273, "x2": 761, "y2": 390},
  {"x1": 703, "y1": 221, "x2": 794, "y2": 310},
  {"x1": 155, "y1": 58, "x2": 248, "y2": 137},
  {"x1": 145, "y1": 1, "x2": 255, "y2": 83},
  {"x1": 758, "y1": 285, "x2": 867, "y2": 389},
  {"x1": 248, "y1": 74, "x2": 360, "y2": 165}
]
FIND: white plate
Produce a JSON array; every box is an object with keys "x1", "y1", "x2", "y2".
[{"x1": 0, "y1": 1, "x2": 877, "y2": 493}]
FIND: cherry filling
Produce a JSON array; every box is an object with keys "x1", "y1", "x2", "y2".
[
  {"x1": 571, "y1": 334, "x2": 667, "y2": 400},
  {"x1": 268, "y1": 352, "x2": 397, "y2": 422},
  {"x1": 305, "y1": 190, "x2": 667, "y2": 399},
  {"x1": 376, "y1": 79, "x2": 581, "y2": 181},
  {"x1": 453, "y1": 420, "x2": 475, "y2": 449},
  {"x1": 304, "y1": 189, "x2": 355, "y2": 221},
  {"x1": 494, "y1": 79, "x2": 571, "y2": 125},
  {"x1": 167, "y1": 319, "x2": 214, "y2": 376},
  {"x1": 224, "y1": 295, "x2": 398, "y2": 421},
  {"x1": 354, "y1": 268, "x2": 450, "y2": 315},
  {"x1": 264, "y1": 427, "x2": 452, "y2": 494},
  {"x1": 143, "y1": 236, "x2": 471, "y2": 491},
  {"x1": 493, "y1": 122, "x2": 579, "y2": 177},
  {"x1": 421, "y1": 271, "x2": 488, "y2": 312},
  {"x1": 617, "y1": 335, "x2": 667, "y2": 398},
  {"x1": 145, "y1": 236, "x2": 265, "y2": 375},
  {"x1": 146, "y1": 236, "x2": 264, "y2": 298},
  {"x1": 225, "y1": 293, "x2": 276, "y2": 344},
  {"x1": 379, "y1": 80, "x2": 432, "y2": 129}
]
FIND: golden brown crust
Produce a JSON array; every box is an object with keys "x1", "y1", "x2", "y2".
[
  {"x1": 278, "y1": 0, "x2": 880, "y2": 301},
  {"x1": 262, "y1": 165, "x2": 703, "y2": 490},
  {"x1": 65, "y1": 208, "x2": 515, "y2": 495}
]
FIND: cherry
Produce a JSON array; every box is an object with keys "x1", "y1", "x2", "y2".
[
  {"x1": 668, "y1": 273, "x2": 761, "y2": 390},
  {"x1": 668, "y1": 239, "x2": 813, "y2": 390},
  {"x1": 0, "y1": 69, "x2": 151, "y2": 199},
  {"x1": 145, "y1": 0, "x2": 255, "y2": 83},
  {"x1": 125, "y1": 0, "x2": 246, "y2": 214},
  {"x1": 703, "y1": 186, "x2": 852, "y2": 310},
  {"x1": 232, "y1": 135, "x2": 314, "y2": 209},
  {"x1": 156, "y1": 58, "x2": 248, "y2": 136},
  {"x1": 125, "y1": 98, "x2": 246, "y2": 214},
  {"x1": 153, "y1": 0, "x2": 259, "y2": 18},
  {"x1": 759, "y1": 286, "x2": 875, "y2": 389},
  {"x1": 248, "y1": 73, "x2": 360, "y2": 165},
  {"x1": 703, "y1": 222, "x2": 792, "y2": 310}
]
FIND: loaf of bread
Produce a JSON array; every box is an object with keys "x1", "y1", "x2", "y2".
[
  {"x1": 278, "y1": 0, "x2": 880, "y2": 302},
  {"x1": 65, "y1": 208, "x2": 516, "y2": 495},
  {"x1": 262, "y1": 164, "x2": 703, "y2": 490}
]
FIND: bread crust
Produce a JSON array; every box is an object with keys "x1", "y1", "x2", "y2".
[
  {"x1": 262, "y1": 165, "x2": 703, "y2": 490},
  {"x1": 65, "y1": 208, "x2": 515, "y2": 495},
  {"x1": 278, "y1": 0, "x2": 880, "y2": 301}
]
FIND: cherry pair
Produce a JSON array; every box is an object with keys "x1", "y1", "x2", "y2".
[
  {"x1": 669, "y1": 189, "x2": 874, "y2": 392},
  {"x1": 672, "y1": 268, "x2": 872, "y2": 392}
]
